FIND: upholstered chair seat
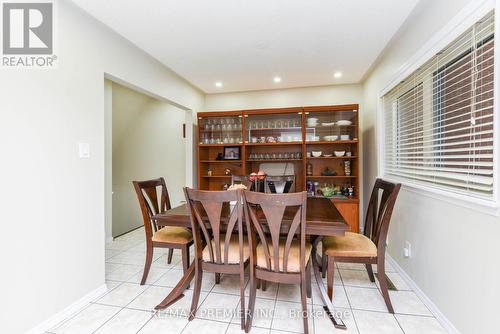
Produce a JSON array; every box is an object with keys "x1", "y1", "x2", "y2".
[
  {"x1": 323, "y1": 232, "x2": 377, "y2": 258},
  {"x1": 152, "y1": 226, "x2": 193, "y2": 244}
]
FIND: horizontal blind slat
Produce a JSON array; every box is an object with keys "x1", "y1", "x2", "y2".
[{"x1": 382, "y1": 11, "x2": 495, "y2": 199}]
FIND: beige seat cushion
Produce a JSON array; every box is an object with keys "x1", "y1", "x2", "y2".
[
  {"x1": 323, "y1": 232, "x2": 377, "y2": 258},
  {"x1": 202, "y1": 234, "x2": 250, "y2": 264},
  {"x1": 256, "y1": 239, "x2": 312, "y2": 272},
  {"x1": 152, "y1": 226, "x2": 192, "y2": 244}
]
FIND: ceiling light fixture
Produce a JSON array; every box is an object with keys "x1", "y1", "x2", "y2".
[
  {"x1": 215, "y1": 82, "x2": 223, "y2": 87},
  {"x1": 273, "y1": 77, "x2": 282, "y2": 83},
  {"x1": 334, "y1": 72, "x2": 342, "y2": 78}
]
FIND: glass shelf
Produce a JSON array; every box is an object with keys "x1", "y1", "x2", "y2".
[
  {"x1": 199, "y1": 115, "x2": 243, "y2": 145},
  {"x1": 246, "y1": 112, "x2": 302, "y2": 144},
  {"x1": 305, "y1": 109, "x2": 358, "y2": 142}
]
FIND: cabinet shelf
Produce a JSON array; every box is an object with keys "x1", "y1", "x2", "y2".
[
  {"x1": 305, "y1": 140, "x2": 358, "y2": 145},
  {"x1": 200, "y1": 129, "x2": 242, "y2": 132},
  {"x1": 199, "y1": 143, "x2": 243, "y2": 147},
  {"x1": 305, "y1": 125, "x2": 356, "y2": 129},
  {"x1": 247, "y1": 127, "x2": 302, "y2": 131},
  {"x1": 201, "y1": 175, "x2": 233, "y2": 178},
  {"x1": 200, "y1": 160, "x2": 242, "y2": 163},
  {"x1": 306, "y1": 175, "x2": 356, "y2": 179},
  {"x1": 245, "y1": 142, "x2": 302, "y2": 146},
  {"x1": 306, "y1": 156, "x2": 357, "y2": 159},
  {"x1": 247, "y1": 159, "x2": 302, "y2": 163}
]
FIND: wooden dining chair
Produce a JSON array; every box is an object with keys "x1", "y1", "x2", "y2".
[
  {"x1": 322, "y1": 178, "x2": 401, "y2": 313},
  {"x1": 184, "y1": 188, "x2": 249, "y2": 329},
  {"x1": 243, "y1": 190, "x2": 311, "y2": 334},
  {"x1": 133, "y1": 178, "x2": 193, "y2": 285}
]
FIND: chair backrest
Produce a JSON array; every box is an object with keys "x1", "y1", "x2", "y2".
[
  {"x1": 133, "y1": 177, "x2": 172, "y2": 239},
  {"x1": 184, "y1": 188, "x2": 243, "y2": 265},
  {"x1": 363, "y1": 179, "x2": 401, "y2": 251},
  {"x1": 265, "y1": 175, "x2": 295, "y2": 193},
  {"x1": 243, "y1": 190, "x2": 307, "y2": 274}
]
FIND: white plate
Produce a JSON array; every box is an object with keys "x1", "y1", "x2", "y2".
[
  {"x1": 336, "y1": 120, "x2": 352, "y2": 126},
  {"x1": 321, "y1": 122, "x2": 335, "y2": 126}
]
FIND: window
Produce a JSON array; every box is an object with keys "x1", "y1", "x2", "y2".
[{"x1": 383, "y1": 11, "x2": 495, "y2": 199}]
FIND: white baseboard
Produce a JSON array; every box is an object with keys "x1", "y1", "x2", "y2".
[
  {"x1": 26, "y1": 284, "x2": 107, "y2": 334},
  {"x1": 386, "y1": 255, "x2": 460, "y2": 334}
]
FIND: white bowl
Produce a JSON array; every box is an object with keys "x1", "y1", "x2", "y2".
[
  {"x1": 337, "y1": 120, "x2": 352, "y2": 126},
  {"x1": 334, "y1": 151, "x2": 345, "y2": 157},
  {"x1": 340, "y1": 135, "x2": 350, "y2": 140},
  {"x1": 311, "y1": 151, "x2": 322, "y2": 157},
  {"x1": 323, "y1": 135, "x2": 338, "y2": 141}
]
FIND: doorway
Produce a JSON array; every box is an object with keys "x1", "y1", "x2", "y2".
[{"x1": 104, "y1": 79, "x2": 188, "y2": 239}]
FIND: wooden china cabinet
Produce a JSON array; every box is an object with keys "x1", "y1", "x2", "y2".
[{"x1": 197, "y1": 104, "x2": 360, "y2": 232}]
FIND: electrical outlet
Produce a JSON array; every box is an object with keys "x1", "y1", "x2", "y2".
[{"x1": 404, "y1": 241, "x2": 411, "y2": 258}]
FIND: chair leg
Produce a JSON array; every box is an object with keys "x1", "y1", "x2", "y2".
[
  {"x1": 261, "y1": 280, "x2": 267, "y2": 291},
  {"x1": 167, "y1": 248, "x2": 174, "y2": 264},
  {"x1": 189, "y1": 259, "x2": 203, "y2": 320},
  {"x1": 300, "y1": 271, "x2": 309, "y2": 334},
  {"x1": 239, "y1": 264, "x2": 246, "y2": 330},
  {"x1": 181, "y1": 245, "x2": 190, "y2": 289},
  {"x1": 326, "y1": 256, "x2": 335, "y2": 301},
  {"x1": 321, "y1": 249, "x2": 327, "y2": 279},
  {"x1": 181, "y1": 246, "x2": 190, "y2": 275},
  {"x1": 245, "y1": 268, "x2": 257, "y2": 333},
  {"x1": 377, "y1": 258, "x2": 394, "y2": 313},
  {"x1": 306, "y1": 260, "x2": 312, "y2": 298},
  {"x1": 140, "y1": 244, "x2": 153, "y2": 285},
  {"x1": 366, "y1": 263, "x2": 375, "y2": 282},
  {"x1": 256, "y1": 279, "x2": 261, "y2": 289},
  {"x1": 215, "y1": 273, "x2": 221, "y2": 284}
]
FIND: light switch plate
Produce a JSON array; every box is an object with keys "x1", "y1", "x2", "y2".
[{"x1": 79, "y1": 142, "x2": 90, "y2": 159}]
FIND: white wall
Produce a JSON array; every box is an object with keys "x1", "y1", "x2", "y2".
[
  {"x1": 0, "y1": 0, "x2": 203, "y2": 332},
  {"x1": 362, "y1": 0, "x2": 500, "y2": 333},
  {"x1": 111, "y1": 82, "x2": 187, "y2": 237},
  {"x1": 205, "y1": 84, "x2": 363, "y2": 111}
]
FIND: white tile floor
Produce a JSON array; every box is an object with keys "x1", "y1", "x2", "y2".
[{"x1": 47, "y1": 227, "x2": 449, "y2": 334}]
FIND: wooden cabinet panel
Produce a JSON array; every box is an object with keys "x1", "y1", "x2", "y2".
[{"x1": 332, "y1": 201, "x2": 359, "y2": 232}]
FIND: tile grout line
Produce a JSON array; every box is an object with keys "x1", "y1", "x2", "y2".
[{"x1": 337, "y1": 263, "x2": 362, "y2": 334}]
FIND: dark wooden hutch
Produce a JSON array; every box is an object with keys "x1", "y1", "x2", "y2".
[{"x1": 196, "y1": 104, "x2": 360, "y2": 232}]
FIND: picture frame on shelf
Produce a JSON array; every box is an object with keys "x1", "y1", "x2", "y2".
[{"x1": 223, "y1": 146, "x2": 240, "y2": 160}]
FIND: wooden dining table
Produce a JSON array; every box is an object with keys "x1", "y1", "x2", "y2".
[{"x1": 151, "y1": 197, "x2": 348, "y2": 329}]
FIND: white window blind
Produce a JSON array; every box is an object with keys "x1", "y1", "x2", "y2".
[{"x1": 383, "y1": 11, "x2": 495, "y2": 199}]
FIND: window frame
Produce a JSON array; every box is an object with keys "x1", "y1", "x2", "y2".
[{"x1": 377, "y1": 3, "x2": 500, "y2": 216}]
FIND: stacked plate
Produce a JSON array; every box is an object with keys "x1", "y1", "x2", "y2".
[{"x1": 337, "y1": 120, "x2": 352, "y2": 126}]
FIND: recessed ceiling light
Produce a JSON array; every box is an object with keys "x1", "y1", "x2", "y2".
[
  {"x1": 334, "y1": 72, "x2": 342, "y2": 78},
  {"x1": 273, "y1": 77, "x2": 282, "y2": 83},
  {"x1": 215, "y1": 82, "x2": 223, "y2": 87}
]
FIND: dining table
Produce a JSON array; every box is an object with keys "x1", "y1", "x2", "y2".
[{"x1": 151, "y1": 197, "x2": 348, "y2": 329}]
